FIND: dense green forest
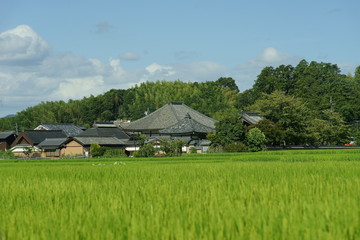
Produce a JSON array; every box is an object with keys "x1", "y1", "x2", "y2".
[
  {"x1": 1, "y1": 60, "x2": 360, "y2": 135},
  {"x1": 0, "y1": 78, "x2": 240, "y2": 130}
]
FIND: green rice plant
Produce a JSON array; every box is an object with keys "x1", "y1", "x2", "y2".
[{"x1": 0, "y1": 150, "x2": 359, "y2": 239}]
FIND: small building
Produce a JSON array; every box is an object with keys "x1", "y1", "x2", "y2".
[
  {"x1": 35, "y1": 125, "x2": 132, "y2": 158},
  {"x1": 65, "y1": 137, "x2": 130, "y2": 157},
  {"x1": 0, "y1": 131, "x2": 17, "y2": 151},
  {"x1": 10, "y1": 130, "x2": 67, "y2": 157},
  {"x1": 38, "y1": 138, "x2": 69, "y2": 158}
]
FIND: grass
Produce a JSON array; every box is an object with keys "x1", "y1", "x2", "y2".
[{"x1": 0, "y1": 150, "x2": 360, "y2": 239}]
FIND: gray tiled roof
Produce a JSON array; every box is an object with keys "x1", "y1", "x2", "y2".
[
  {"x1": 35, "y1": 123, "x2": 85, "y2": 137},
  {"x1": 159, "y1": 113, "x2": 215, "y2": 134},
  {"x1": 240, "y1": 112, "x2": 263, "y2": 125},
  {"x1": 77, "y1": 127, "x2": 129, "y2": 139},
  {"x1": 0, "y1": 131, "x2": 16, "y2": 140},
  {"x1": 38, "y1": 138, "x2": 68, "y2": 149},
  {"x1": 74, "y1": 137, "x2": 128, "y2": 146},
  {"x1": 23, "y1": 130, "x2": 68, "y2": 145},
  {"x1": 122, "y1": 102, "x2": 217, "y2": 131}
]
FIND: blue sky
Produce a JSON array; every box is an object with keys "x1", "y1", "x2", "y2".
[{"x1": 0, "y1": 0, "x2": 359, "y2": 117}]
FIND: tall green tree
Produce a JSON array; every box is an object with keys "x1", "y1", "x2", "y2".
[
  {"x1": 254, "y1": 119, "x2": 285, "y2": 146},
  {"x1": 307, "y1": 110, "x2": 349, "y2": 145},
  {"x1": 216, "y1": 77, "x2": 239, "y2": 92},
  {"x1": 207, "y1": 116, "x2": 246, "y2": 147},
  {"x1": 247, "y1": 91, "x2": 310, "y2": 145}
]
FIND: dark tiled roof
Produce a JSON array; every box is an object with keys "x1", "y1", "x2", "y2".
[
  {"x1": 240, "y1": 112, "x2": 263, "y2": 125},
  {"x1": 74, "y1": 137, "x2": 127, "y2": 146},
  {"x1": 122, "y1": 102, "x2": 217, "y2": 131},
  {"x1": 35, "y1": 123, "x2": 85, "y2": 137},
  {"x1": 38, "y1": 138, "x2": 68, "y2": 149},
  {"x1": 0, "y1": 131, "x2": 16, "y2": 140},
  {"x1": 77, "y1": 127, "x2": 129, "y2": 139},
  {"x1": 159, "y1": 113, "x2": 215, "y2": 134},
  {"x1": 23, "y1": 130, "x2": 67, "y2": 145}
]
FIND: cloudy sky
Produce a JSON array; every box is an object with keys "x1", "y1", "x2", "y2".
[{"x1": 0, "y1": 0, "x2": 359, "y2": 117}]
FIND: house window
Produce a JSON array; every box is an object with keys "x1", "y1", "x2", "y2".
[{"x1": 46, "y1": 149, "x2": 60, "y2": 157}]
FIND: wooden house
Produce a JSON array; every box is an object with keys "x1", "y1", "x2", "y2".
[
  {"x1": 38, "y1": 138, "x2": 69, "y2": 158},
  {"x1": 0, "y1": 131, "x2": 17, "y2": 151},
  {"x1": 56, "y1": 125, "x2": 132, "y2": 157},
  {"x1": 64, "y1": 137, "x2": 130, "y2": 157},
  {"x1": 10, "y1": 130, "x2": 67, "y2": 157}
]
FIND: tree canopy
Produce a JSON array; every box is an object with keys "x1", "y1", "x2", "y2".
[
  {"x1": 1, "y1": 60, "x2": 359, "y2": 147},
  {"x1": 0, "y1": 78, "x2": 239, "y2": 131}
]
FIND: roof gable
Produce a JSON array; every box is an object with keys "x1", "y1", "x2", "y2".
[
  {"x1": 240, "y1": 112, "x2": 264, "y2": 125},
  {"x1": 159, "y1": 113, "x2": 215, "y2": 134},
  {"x1": 0, "y1": 131, "x2": 16, "y2": 140},
  {"x1": 122, "y1": 102, "x2": 217, "y2": 131},
  {"x1": 12, "y1": 130, "x2": 67, "y2": 147}
]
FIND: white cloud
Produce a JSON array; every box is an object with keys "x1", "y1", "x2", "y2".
[
  {"x1": 137, "y1": 61, "x2": 230, "y2": 84},
  {"x1": 238, "y1": 47, "x2": 301, "y2": 70},
  {"x1": 239, "y1": 47, "x2": 296, "y2": 71},
  {"x1": 260, "y1": 47, "x2": 289, "y2": 63},
  {"x1": 0, "y1": 25, "x2": 50, "y2": 64},
  {"x1": 109, "y1": 58, "x2": 124, "y2": 72},
  {"x1": 53, "y1": 76, "x2": 105, "y2": 99},
  {"x1": 234, "y1": 47, "x2": 302, "y2": 90},
  {"x1": 0, "y1": 26, "x2": 308, "y2": 117},
  {"x1": 120, "y1": 52, "x2": 140, "y2": 61},
  {"x1": 145, "y1": 63, "x2": 175, "y2": 75},
  {"x1": 0, "y1": 25, "x2": 139, "y2": 116}
]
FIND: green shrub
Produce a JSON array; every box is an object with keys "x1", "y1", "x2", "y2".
[
  {"x1": 206, "y1": 145, "x2": 223, "y2": 153},
  {"x1": 159, "y1": 139, "x2": 186, "y2": 157},
  {"x1": 223, "y1": 142, "x2": 248, "y2": 152},
  {"x1": 189, "y1": 147, "x2": 198, "y2": 154},
  {"x1": 246, "y1": 127, "x2": 266, "y2": 152},
  {"x1": 134, "y1": 143, "x2": 156, "y2": 157},
  {"x1": 0, "y1": 150, "x2": 16, "y2": 159},
  {"x1": 103, "y1": 149, "x2": 128, "y2": 158},
  {"x1": 90, "y1": 143, "x2": 107, "y2": 157}
]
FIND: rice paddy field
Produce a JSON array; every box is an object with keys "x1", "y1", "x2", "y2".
[{"x1": 1, "y1": 149, "x2": 360, "y2": 239}]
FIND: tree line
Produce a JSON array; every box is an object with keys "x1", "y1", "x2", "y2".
[
  {"x1": 1, "y1": 59, "x2": 360, "y2": 146},
  {"x1": 0, "y1": 78, "x2": 239, "y2": 131}
]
